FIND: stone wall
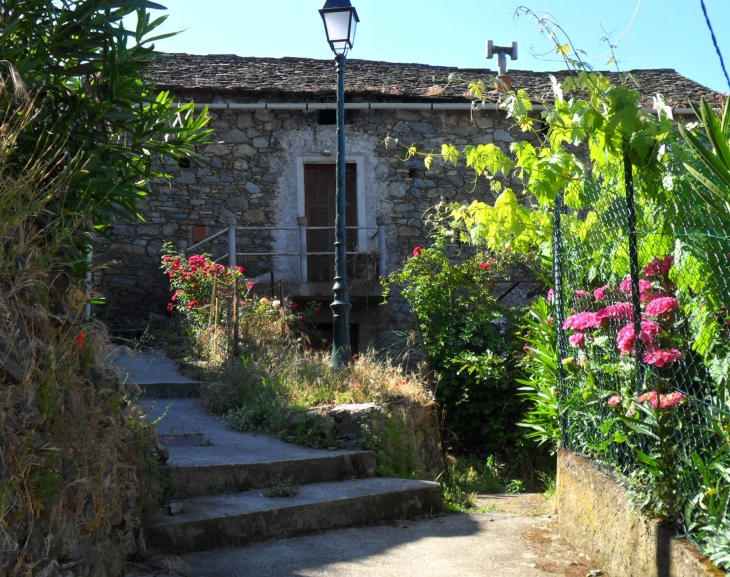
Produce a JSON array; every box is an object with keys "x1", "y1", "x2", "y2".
[
  {"x1": 557, "y1": 447, "x2": 723, "y2": 577},
  {"x1": 97, "y1": 98, "x2": 539, "y2": 338}
]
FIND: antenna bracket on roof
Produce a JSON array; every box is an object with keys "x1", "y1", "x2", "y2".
[{"x1": 486, "y1": 41, "x2": 518, "y2": 76}]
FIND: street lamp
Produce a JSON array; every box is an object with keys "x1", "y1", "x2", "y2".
[{"x1": 319, "y1": 0, "x2": 359, "y2": 369}]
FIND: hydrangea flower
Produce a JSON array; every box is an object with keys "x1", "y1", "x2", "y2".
[
  {"x1": 569, "y1": 332, "x2": 586, "y2": 347},
  {"x1": 547, "y1": 288, "x2": 554, "y2": 303},
  {"x1": 595, "y1": 302, "x2": 634, "y2": 324},
  {"x1": 644, "y1": 296, "x2": 679, "y2": 317},
  {"x1": 643, "y1": 346, "x2": 683, "y2": 367},
  {"x1": 574, "y1": 290, "x2": 591, "y2": 299},
  {"x1": 637, "y1": 390, "x2": 686, "y2": 409},
  {"x1": 593, "y1": 285, "x2": 612, "y2": 300},
  {"x1": 644, "y1": 255, "x2": 674, "y2": 278},
  {"x1": 616, "y1": 321, "x2": 663, "y2": 354},
  {"x1": 563, "y1": 311, "x2": 601, "y2": 331}
]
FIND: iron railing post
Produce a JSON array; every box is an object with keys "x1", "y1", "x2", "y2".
[
  {"x1": 297, "y1": 216, "x2": 308, "y2": 282},
  {"x1": 227, "y1": 216, "x2": 237, "y2": 268},
  {"x1": 376, "y1": 215, "x2": 387, "y2": 279}
]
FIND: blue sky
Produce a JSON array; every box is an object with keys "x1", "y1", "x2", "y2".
[{"x1": 149, "y1": 0, "x2": 730, "y2": 93}]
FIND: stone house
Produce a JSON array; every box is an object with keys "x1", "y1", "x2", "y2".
[{"x1": 98, "y1": 54, "x2": 720, "y2": 349}]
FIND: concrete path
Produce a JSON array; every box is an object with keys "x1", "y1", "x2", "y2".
[{"x1": 126, "y1": 513, "x2": 599, "y2": 577}]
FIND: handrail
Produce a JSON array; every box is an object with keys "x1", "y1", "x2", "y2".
[{"x1": 178, "y1": 216, "x2": 388, "y2": 281}]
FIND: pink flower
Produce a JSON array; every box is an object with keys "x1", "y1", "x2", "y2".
[
  {"x1": 637, "y1": 390, "x2": 686, "y2": 409},
  {"x1": 563, "y1": 311, "x2": 601, "y2": 331},
  {"x1": 163, "y1": 256, "x2": 171, "y2": 263},
  {"x1": 569, "y1": 332, "x2": 586, "y2": 347},
  {"x1": 479, "y1": 261, "x2": 491, "y2": 270},
  {"x1": 616, "y1": 321, "x2": 662, "y2": 355},
  {"x1": 547, "y1": 289, "x2": 554, "y2": 303},
  {"x1": 659, "y1": 391, "x2": 686, "y2": 408},
  {"x1": 188, "y1": 300, "x2": 196, "y2": 310},
  {"x1": 574, "y1": 290, "x2": 591, "y2": 299},
  {"x1": 607, "y1": 395, "x2": 621, "y2": 406},
  {"x1": 314, "y1": 306, "x2": 322, "y2": 314},
  {"x1": 645, "y1": 296, "x2": 679, "y2": 317},
  {"x1": 167, "y1": 302, "x2": 174, "y2": 313},
  {"x1": 644, "y1": 255, "x2": 674, "y2": 278},
  {"x1": 643, "y1": 346, "x2": 683, "y2": 367},
  {"x1": 595, "y1": 302, "x2": 634, "y2": 324},
  {"x1": 247, "y1": 281, "x2": 255, "y2": 291},
  {"x1": 593, "y1": 285, "x2": 611, "y2": 300},
  {"x1": 620, "y1": 278, "x2": 656, "y2": 301},
  {"x1": 235, "y1": 266, "x2": 244, "y2": 274},
  {"x1": 290, "y1": 302, "x2": 299, "y2": 311},
  {"x1": 413, "y1": 247, "x2": 422, "y2": 257}
]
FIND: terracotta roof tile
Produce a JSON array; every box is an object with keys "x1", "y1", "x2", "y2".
[{"x1": 145, "y1": 53, "x2": 724, "y2": 108}]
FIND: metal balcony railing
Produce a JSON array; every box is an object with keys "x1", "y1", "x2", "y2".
[{"x1": 175, "y1": 216, "x2": 387, "y2": 282}]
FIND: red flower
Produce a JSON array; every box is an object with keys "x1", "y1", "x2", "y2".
[
  {"x1": 77, "y1": 331, "x2": 85, "y2": 348},
  {"x1": 479, "y1": 261, "x2": 491, "y2": 270},
  {"x1": 167, "y1": 303, "x2": 174, "y2": 313},
  {"x1": 348, "y1": 355, "x2": 357, "y2": 362},
  {"x1": 163, "y1": 256, "x2": 171, "y2": 263},
  {"x1": 644, "y1": 255, "x2": 673, "y2": 278},
  {"x1": 314, "y1": 306, "x2": 322, "y2": 314},
  {"x1": 235, "y1": 266, "x2": 244, "y2": 274},
  {"x1": 188, "y1": 300, "x2": 196, "y2": 310},
  {"x1": 412, "y1": 247, "x2": 422, "y2": 257},
  {"x1": 290, "y1": 303, "x2": 299, "y2": 311},
  {"x1": 247, "y1": 281, "x2": 255, "y2": 291}
]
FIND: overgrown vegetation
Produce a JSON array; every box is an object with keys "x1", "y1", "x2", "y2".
[
  {"x1": 383, "y1": 7, "x2": 730, "y2": 569},
  {"x1": 0, "y1": 1, "x2": 211, "y2": 575},
  {"x1": 155, "y1": 248, "x2": 443, "y2": 479}
]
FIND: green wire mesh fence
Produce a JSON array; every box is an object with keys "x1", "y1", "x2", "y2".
[{"x1": 552, "y1": 152, "x2": 730, "y2": 562}]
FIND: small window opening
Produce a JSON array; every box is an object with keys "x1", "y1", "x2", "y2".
[{"x1": 317, "y1": 109, "x2": 353, "y2": 125}]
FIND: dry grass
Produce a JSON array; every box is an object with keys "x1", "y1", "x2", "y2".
[{"x1": 0, "y1": 84, "x2": 161, "y2": 577}]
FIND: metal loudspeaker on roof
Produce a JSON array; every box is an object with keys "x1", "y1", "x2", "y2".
[{"x1": 486, "y1": 40, "x2": 518, "y2": 77}]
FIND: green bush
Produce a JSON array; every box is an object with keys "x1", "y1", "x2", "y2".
[{"x1": 384, "y1": 242, "x2": 526, "y2": 456}]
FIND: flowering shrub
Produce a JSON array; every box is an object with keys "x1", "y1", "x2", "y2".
[
  {"x1": 161, "y1": 242, "x2": 246, "y2": 326},
  {"x1": 384, "y1": 241, "x2": 525, "y2": 456}
]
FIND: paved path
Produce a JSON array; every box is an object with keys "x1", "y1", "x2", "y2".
[
  {"x1": 126, "y1": 513, "x2": 598, "y2": 577},
  {"x1": 111, "y1": 348, "x2": 603, "y2": 577}
]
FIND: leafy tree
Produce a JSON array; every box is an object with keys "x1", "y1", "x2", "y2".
[{"x1": 0, "y1": 0, "x2": 212, "y2": 261}]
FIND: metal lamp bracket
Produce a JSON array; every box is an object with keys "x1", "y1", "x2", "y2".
[{"x1": 486, "y1": 41, "x2": 518, "y2": 76}]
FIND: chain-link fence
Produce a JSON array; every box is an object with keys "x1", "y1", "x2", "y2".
[{"x1": 552, "y1": 154, "x2": 730, "y2": 562}]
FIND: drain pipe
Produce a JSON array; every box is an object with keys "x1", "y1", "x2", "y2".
[{"x1": 181, "y1": 100, "x2": 695, "y2": 116}]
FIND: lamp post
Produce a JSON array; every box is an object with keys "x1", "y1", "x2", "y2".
[{"x1": 319, "y1": 0, "x2": 359, "y2": 369}]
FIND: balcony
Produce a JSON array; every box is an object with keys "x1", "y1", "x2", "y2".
[{"x1": 176, "y1": 216, "x2": 387, "y2": 301}]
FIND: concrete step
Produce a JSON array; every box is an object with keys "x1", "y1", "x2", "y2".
[
  {"x1": 146, "y1": 477, "x2": 443, "y2": 554},
  {"x1": 139, "y1": 382, "x2": 201, "y2": 398},
  {"x1": 163, "y1": 452, "x2": 378, "y2": 499}
]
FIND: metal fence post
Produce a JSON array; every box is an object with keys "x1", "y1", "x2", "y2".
[
  {"x1": 176, "y1": 240, "x2": 188, "y2": 254},
  {"x1": 623, "y1": 152, "x2": 645, "y2": 390},
  {"x1": 553, "y1": 191, "x2": 568, "y2": 363},
  {"x1": 376, "y1": 215, "x2": 387, "y2": 279},
  {"x1": 297, "y1": 216, "x2": 308, "y2": 282},
  {"x1": 227, "y1": 217, "x2": 237, "y2": 269}
]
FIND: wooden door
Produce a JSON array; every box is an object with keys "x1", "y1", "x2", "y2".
[{"x1": 304, "y1": 164, "x2": 357, "y2": 282}]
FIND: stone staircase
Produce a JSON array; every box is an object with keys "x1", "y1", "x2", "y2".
[{"x1": 112, "y1": 348, "x2": 442, "y2": 555}]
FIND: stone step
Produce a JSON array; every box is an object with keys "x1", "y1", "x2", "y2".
[
  {"x1": 146, "y1": 477, "x2": 443, "y2": 554},
  {"x1": 139, "y1": 382, "x2": 201, "y2": 398},
  {"x1": 163, "y1": 452, "x2": 378, "y2": 499}
]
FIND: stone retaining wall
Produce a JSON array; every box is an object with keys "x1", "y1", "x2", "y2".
[{"x1": 557, "y1": 447, "x2": 723, "y2": 577}]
